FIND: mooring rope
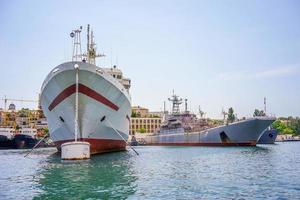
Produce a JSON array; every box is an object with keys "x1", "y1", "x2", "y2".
[
  {"x1": 105, "y1": 118, "x2": 139, "y2": 155},
  {"x1": 24, "y1": 134, "x2": 49, "y2": 157}
]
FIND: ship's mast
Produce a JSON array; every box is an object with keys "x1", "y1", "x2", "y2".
[
  {"x1": 87, "y1": 24, "x2": 90, "y2": 60},
  {"x1": 264, "y1": 97, "x2": 267, "y2": 115},
  {"x1": 168, "y1": 91, "x2": 182, "y2": 115},
  {"x1": 70, "y1": 26, "x2": 83, "y2": 61},
  {"x1": 86, "y1": 24, "x2": 105, "y2": 65},
  {"x1": 184, "y1": 99, "x2": 188, "y2": 113}
]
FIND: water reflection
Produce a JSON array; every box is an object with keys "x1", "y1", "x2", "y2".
[
  {"x1": 1, "y1": 144, "x2": 300, "y2": 199},
  {"x1": 34, "y1": 151, "x2": 137, "y2": 200}
]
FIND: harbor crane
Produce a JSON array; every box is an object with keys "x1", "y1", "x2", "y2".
[{"x1": 1, "y1": 97, "x2": 38, "y2": 111}]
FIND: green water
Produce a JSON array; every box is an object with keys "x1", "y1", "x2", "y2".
[{"x1": 0, "y1": 143, "x2": 300, "y2": 199}]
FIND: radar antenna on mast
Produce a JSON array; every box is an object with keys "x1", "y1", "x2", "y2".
[
  {"x1": 70, "y1": 26, "x2": 83, "y2": 61},
  {"x1": 70, "y1": 25, "x2": 105, "y2": 64},
  {"x1": 85, "y1": 24, "x2": 105, "y2": 65},
  {"x1": 168, "y1": 91, "x2": 182, "y2": 115}
]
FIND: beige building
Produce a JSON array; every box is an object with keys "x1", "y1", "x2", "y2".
[
  {"x1": 130, "y1": 106, "x2": 163, "y2": 134},
  {"x1": 132, "y1": 106, "x2": 149, "y2": 118},
  {"x1": 130, "y1": 117, "x2": 162, "y2": 135}
]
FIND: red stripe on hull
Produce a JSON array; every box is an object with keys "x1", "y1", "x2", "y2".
[
  {"x1": 48, "y1": 83, "x2": 119, "y2": 111},
  {"x1": 48, "y1": 84, "x2": 76, "y2": 111},
  {"x1": 143, "y1": 142, "x2": 257, "y2": 147},
  {"x1": 55, "y1": 138, "x2": 126, "y2": 154},
  {"x1": 79, "y1": 84, "x2": 119, "y2": 111}
]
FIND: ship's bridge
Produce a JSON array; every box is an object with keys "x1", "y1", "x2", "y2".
[{"x1": 102, "y1": 65, "x2": 131, "y2": 90}]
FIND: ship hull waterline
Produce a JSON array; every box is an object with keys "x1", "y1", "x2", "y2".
[
  {"x1": 55, "y1": 138, "x2": 126, "y2": 154},
  {"x1": 40, "y1": 61, "x2": 131, "y2": 155},
  {"x1": 143, "y1": 142, "x2": 256, "y2": 147}
]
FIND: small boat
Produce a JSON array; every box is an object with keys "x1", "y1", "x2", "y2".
[
  {"x1": 13, "y1": 128, "x2": 38, "y2": 149},
  {"x1": 0, "y1": 128, "x2": 14, "y2": 149},
  {"x1": 129, "y1": 135, "x2": 139, "y2": 146}
]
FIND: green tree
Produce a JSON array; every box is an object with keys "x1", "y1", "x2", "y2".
[
  {"x1": 253, "y1": 109, "x2": 266, "y2": 117},
  {"x1": 43, "y1": 127, "x2": 49, "y2": 134},
  {"x1": 139, "y1": 128, "x2": 146, "y2": 133},
  {"x1": 272, "y1": 120, "x2": 296, "y2": 135},
  {"x1": 227, "y1": 107, "x2": 235, "y2": 123},
  {"x1": 282, "y1": 127, "x2": 294, "y2": 135},
  {"x1": 18, "y1": 108, "x2": 30, "y2": 117},
  {"x1": 131, "y1": 111, "x2": 137, "y2": 118},
  {"x1": 285, "y1": 117, "x2": 300, "y2": 135},
  {"x1": 294, "y1": 118, "x2": 300, "y2": 135}
]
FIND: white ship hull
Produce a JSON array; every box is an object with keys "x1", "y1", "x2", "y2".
[{"x1": 41, "y1": 61, "x2": 131, "y2": 154}]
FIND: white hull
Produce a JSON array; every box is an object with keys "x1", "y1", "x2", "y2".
[{"x1": 41, "y1": 61, "x2": 131, "y2": 154}]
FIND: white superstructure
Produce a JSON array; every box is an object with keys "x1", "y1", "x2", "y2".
[
  {"x1": 20, "y1": 128, "x2": 37, "y2": 138},
  {"x1": 0, "y1": 128, "x2": 14, "y2": 140}
]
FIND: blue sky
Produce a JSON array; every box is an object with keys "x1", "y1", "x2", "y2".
[{"x1": 0, "y1": 0, "x2": 299, "y2": 118}]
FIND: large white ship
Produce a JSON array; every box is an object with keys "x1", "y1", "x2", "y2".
[{"x1": 40, "y1": 25, "x2": 131, "y2": 154}]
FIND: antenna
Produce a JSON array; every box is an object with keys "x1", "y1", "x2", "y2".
[
  {"x1": 81, "y1": 24, "x2": 105, "y2": 65},
  {"x1": 168, "y1": 91, "x2": 182, "y2": 114},
  {"x1": 185, "y1": 99, "x2": 188, "y2": 113},
  {"x1": 264, "y1": 97, "x2": 267, "y2": 115},
  {"x1": 70, "y1": 26, "x2": 83, "y2": 61},
  {"x1": 87, "y1": 24, "x2": 90, "y2": 60}
]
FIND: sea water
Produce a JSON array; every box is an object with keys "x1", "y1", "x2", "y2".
[{"x1": 0, "y1": 142, "x2": 300, "y2": 199}]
